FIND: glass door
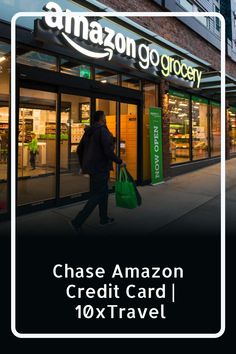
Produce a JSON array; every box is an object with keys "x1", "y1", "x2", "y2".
[
  {"x1": 120, "y1": 103, "x2": 137, "y2": 180},
  {"x1": 60, "y1": 93, "x2": 91, "y2": 198},
  {"x1": 96, "y1": 98, "x2": 118, "y2": 181},
  {"x1": 18, "y1": 88, "x2": 57, "y2": 205},
  {"x1": 96, "y1": 98, "x2": 138, "y2": 181}
]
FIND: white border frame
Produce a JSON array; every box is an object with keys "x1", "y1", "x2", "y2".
[{"x1": 11, "y1": 11, "x2": 225, "y2": 338}]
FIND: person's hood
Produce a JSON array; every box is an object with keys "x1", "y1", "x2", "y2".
[{"x1": 84, "y1": 122, "x2": 105, "y2": 136}]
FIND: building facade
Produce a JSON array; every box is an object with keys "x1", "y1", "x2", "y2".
[{"x1": 0, "y1": 0, "x2": 235, "y2": 219}]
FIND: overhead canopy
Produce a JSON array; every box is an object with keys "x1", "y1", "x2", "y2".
[{"x1": 190, "y1": 71, "x2": 236, "y2": 106}]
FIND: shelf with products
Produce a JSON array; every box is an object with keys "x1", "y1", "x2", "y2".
[
  {"x1": 0, "y1": 123, "x2": 8, "y2": 130},
  {"x1": 45, "y1": 122, "x2": 56, "y2": 135},
  {"x1": 71, "y1": 122, "x2": 87, "y2": 145},
  {"x1": 170, "y1": 123, "x2": 190, "y2": 158},
  {"x1": 41, "y1": 122, "x2": 68, "y2": 140},
  {"x1": 0, "y1": 122, "x2": 9, "y2": 152},
  {"x1": 18, "y1": 118, "x2": 33, "y2": 143}
]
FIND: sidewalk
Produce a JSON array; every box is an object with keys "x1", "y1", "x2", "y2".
[{"x1": 1, "y1": 159, "x2": 235, "y2": 237}]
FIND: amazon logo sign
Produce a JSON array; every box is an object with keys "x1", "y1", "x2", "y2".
[
  {"x1": 36, "y1": 1, "x2": 203, "y2": 88},
  {"x1": 40, "y1": 2, "x2": 138, "y2": 62}
]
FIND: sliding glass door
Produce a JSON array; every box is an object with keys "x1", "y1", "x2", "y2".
[
  {"x1": 16, "y1": 84, "x2": 139, "y2": 209},
  {"x1": 18, "y1": 88, "x2": 57, "y2": 205},
  {"x1": 96, "y1": 98, "x2": 138, "y2": 181},
  {"x1": 60, "y1": 93, "x2": 91, "y2": 198}
]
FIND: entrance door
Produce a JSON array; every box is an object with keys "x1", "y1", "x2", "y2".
[
  {"x1": 96, "y1": 98, "x2": 138, "y2": 180},
  {"x1": 17, "y1": 88, "x2": 57, "y2": 205},
  {"x1": 120, "y1": 102, "x2": 137, "y2": 180},
  {"x1": 59, "y1": 93, "x2": 91, "y2": 198},
  {"x1": 17, "y1": 85, "x2": 139, "y2": 209},
  {"x1": 96, "y1": 98, "x2": 118, "y2": 181}
]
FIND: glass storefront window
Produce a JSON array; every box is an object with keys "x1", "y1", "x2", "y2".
[
  {"x1": 60, "y1": 58, "x2": 92, "y2": 79},
  {"x1": 143, "y1": 82, "x2": 158, "y2": 180},
  {"x1": 121, "y1": 75, "x2": 140, "y2": 90},
  {"x1": 95, "y1": 68, "x2": 118, "y2": 85},
  {"x1": 192, "y1": 97, "x2": 209, "y2": 160},
  {"x1": 169, "y1": 93, "x2": 190, "y2": 164},
  {"x1": 18, "y1": 88, "x2": 57, "y2": 205},
  {"x1": 210, "y1": 102, "x2": 221, "y2": 157},
  {"x1": 0, "y1": 41, "x2": 10, "y2": 214},
  {"x1": 228, "y1": 107, "x2": 236, "y2": 154},
  {"x1": 17, "y1": 49, "x2": 57, "y2": 71}
]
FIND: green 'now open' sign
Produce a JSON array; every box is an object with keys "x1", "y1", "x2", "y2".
[{"x1": 149, "y1": 107, "x2": 163, "y2": 184}]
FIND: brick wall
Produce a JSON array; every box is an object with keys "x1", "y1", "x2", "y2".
[{"x1": 99, "y1": 0, "x2": 236, "y2": 77}]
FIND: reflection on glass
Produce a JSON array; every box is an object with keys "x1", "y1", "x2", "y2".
[
  {"x1": 192, "y1": 99, "x2": 209, "y2": 160},
  {"x1": 143, "y1": 82, "x2": 157, "y2": 180},
  {"x1": 96, "y1": 98, "x2": 117, "y2": 180},
  {"x1": 120, "y1": 103, "x2": 137, "y2": 180},
  {"x1": 169, "y1": 94, "x2": 190, "y2": 164},
  {"x1": 60, "y1": 94, "x2": 91, "y2": 198},
  {"x1": 18, "y1": 89, "x2": 57, "y2": 205},
  {"x1": 228, "y1": 108, "x2": 236, "y2": 154},
  {"x1": 0, "y1": 41, "x2": 10, "y2": 214},
  {"x1": 210, "y1": 103, "x2": 221, "y2": 157},
  {"x1": 60, "y1": 58, "x2": 92, "y2": 79},
  {"x1": 17, "y1": 49, "x2": 57, "y2": 71},
  {"x1": 122, "y1": 75, "x2": 140, "y2": 90},
  {"x1": 95, "y1": 68, "x2": 118, "y2": 85}
]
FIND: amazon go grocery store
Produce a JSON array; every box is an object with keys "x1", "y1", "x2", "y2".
[{"x1": 0, "y1": 0, "x2": 227, "y2": 217}]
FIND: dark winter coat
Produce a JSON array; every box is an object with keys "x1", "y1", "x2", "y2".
[{"x1": 77, "y1": 123, "x2": 122, "y2": 174}]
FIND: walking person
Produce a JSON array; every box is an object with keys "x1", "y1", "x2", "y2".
[
  {"x1": 69, "y1": 110, "x2": 125, "y2": 233},
  {"x1": 28, "y1": 132, "x2": 38, "y2": 170}
]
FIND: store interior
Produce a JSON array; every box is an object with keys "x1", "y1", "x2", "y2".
[
  {"x1": 169, "y1": 93, "x2": 220, "y2": 165},
  {"x1": 0, "y1": 42, "x2": 9, "y2": 213},
  {"x1": 228, "y1": 107, "x2": 236, "y2": 154}
]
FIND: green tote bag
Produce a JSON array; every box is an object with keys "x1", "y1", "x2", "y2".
[{"x1": 115, "y1": 167, "x2": 138, "y2": 209}]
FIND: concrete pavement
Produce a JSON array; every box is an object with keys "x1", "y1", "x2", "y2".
[{"x1": 0, "y1": 158, "x2": 235, "y2": 237}]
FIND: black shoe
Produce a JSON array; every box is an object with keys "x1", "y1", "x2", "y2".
[
  {"x1": 68, "y1": 219, "x2": 82, "y2": 234},
  {"x1": 100, "y1": 217, "x2": 115, "y2": 226}
]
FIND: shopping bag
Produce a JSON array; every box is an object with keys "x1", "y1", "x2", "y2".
[
  {"x1": 125, "y1": 169, "x2": 142, "y2": 207},
  {"x1": 115, "y1": 167, "x2": 138, "y2": 209}
]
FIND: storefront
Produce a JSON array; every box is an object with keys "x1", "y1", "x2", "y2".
[
  {"x1": 228, "y1": 107, "x2": 236, "y2": 155},
  {"x1": 0, "y1": 0, "x2": 225, "y2": 218}
]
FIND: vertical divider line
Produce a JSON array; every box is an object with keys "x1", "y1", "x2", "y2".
[
  {"x1": 11, "y1": 15, "x2": 16, "y2": 334},
  {"x1": 220, "y1": 14, "x2": 226, "y2": 334}
]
